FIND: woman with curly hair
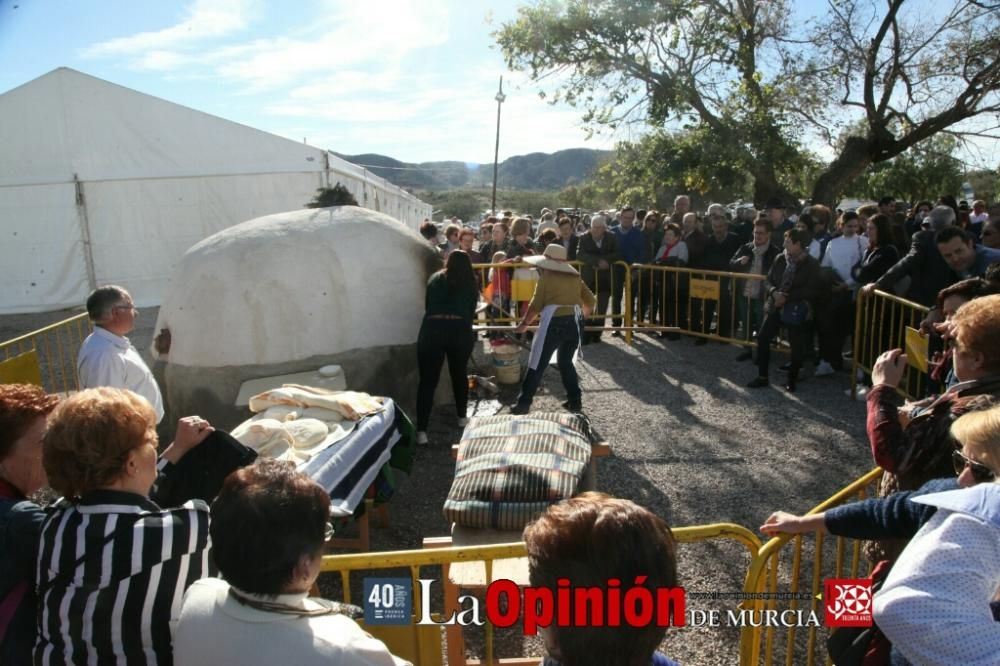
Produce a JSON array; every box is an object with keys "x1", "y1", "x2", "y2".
[{"x1": 36, "y1": 387, "x2": 214, "y2": 665}]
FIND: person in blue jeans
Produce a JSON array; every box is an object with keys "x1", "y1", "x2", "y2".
[{"x1": 510, "y1": 245, "x2": 596, "y2": 414}]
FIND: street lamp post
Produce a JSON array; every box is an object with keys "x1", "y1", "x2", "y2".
[{"x1": 491, "y1": 76, "x2": 506, "y2": 215}]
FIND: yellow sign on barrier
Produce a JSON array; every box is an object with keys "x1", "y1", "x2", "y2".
[
  {"x1": 904, "y1": 327, "x2": 929, "y2": 373},
  {"x1": 690, "y1": 278, "x2": 720, "y2": 301},
  {"x1": 0, "y1": 349, "x2": 43, "y2": 386}
]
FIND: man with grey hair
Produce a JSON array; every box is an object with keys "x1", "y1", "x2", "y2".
[
  {"x1": 577, "y1": 214, "x2": 622, "y2": 343},
  {"x1": 537, "y1": 211, "x2": 559, "y2": 235},
  {"x1": 867, "y1": 205, "x2": 956, "y2": 306},
  {"x1": 77, "y1": 285, "x2": 164, "y2": 422},
  {"x1": 670, "y1": 195, "x2": 691, "y2": 226}
]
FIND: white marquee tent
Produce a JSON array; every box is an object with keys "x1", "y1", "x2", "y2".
[{"x1": 0, "y1": 68, "x2": 432, "y2": 315}]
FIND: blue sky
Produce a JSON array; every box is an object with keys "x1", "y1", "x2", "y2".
[
  {"x1": 0, "y1": 0, "x2": 612, "y2": 163},
  {"x1": 1, "y1": 0, "x2": 994, "y2": 169}
]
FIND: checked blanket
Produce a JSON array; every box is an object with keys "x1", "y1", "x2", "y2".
[{"x1": 443, "y1": 412, "x2": 596, "y2": 531}]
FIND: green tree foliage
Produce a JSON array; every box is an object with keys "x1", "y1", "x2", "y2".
[
  {"x1": 496, "y1": 0, "x2": 1000, "y2": 206},
  {"x1": 966, "y1": 168, "x2": 1000, "y2": 202},
  {"x1": 304, "y1": 183, "x2": 359, "y2": 208}
]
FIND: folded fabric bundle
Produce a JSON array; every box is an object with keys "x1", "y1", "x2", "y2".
[
  {"x1": 248, "y1": 384, "x2": 384, "y2": 420},
  {"x1": 443, "y1": 412, "x2": 595, "y2": 531}
]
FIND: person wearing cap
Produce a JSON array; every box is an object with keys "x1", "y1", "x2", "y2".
[
  {"x1": 510, "y1": 245, "x2": 596, "y2": 414},
  {"x1": 765, "y1": 197, "x2": 793, "y2": 248}
]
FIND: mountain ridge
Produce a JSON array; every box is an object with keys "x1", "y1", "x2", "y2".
[{"x1": 334, "y1": 148, "x2": 610, "y2": 191}]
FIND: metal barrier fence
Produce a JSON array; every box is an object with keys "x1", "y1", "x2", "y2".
[
  {"x1": 319, "y1": 522, "x2": 762, "y2": 666},
  {"x1": 851, "y1": 289, "x2": 930, "y2": 401},
  {"x1": 741, "y1": 468, "x2": 883, "y2": 666},
  {"x1": 0, "y1": 312, "x2": 90, "y2": 393},
  {"x1": 632, "y1": 264, "x2": 768, "y2": 347}
]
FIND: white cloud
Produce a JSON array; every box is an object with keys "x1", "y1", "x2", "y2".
[
  {"x1": 80, "y1": 0, "x2": 451, "y2": 87},
  {"x1": 81, "y1": 0, "x2": 260, "y2": 58}
]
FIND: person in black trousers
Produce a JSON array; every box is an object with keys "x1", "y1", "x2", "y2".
[
  {"x1": 747, "y1": 229, "x2": 819, "y2": 392},
  {"x1": 415, "y1": 250, "x2": 479, "y2": 445}
]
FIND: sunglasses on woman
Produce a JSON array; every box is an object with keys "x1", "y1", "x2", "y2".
[{"x1": 952, "y1": 450, "x2": 996, "y2": 483}]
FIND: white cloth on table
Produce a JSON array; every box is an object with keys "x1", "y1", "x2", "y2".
[{"x1": 297, "y1": 399, "x2": 402, "y2": 518}]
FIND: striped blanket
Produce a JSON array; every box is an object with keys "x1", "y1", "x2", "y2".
[
  {"x1": 443, "y1": 412, "x2": 595, "y2": 531},
  {"x1": 299, "y1": 398, "x2": 416, "y2": 518}
]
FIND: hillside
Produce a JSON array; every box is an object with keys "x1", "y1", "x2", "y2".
[{"x1": 334, "y1": 148, "x2": 610, "y2": 191}]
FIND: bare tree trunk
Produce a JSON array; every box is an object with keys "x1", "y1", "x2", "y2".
[
  {"x1": 810, "y1": 136, "x2": 874, "y2": 208},
  {"x1": 751, "y1": 162, "x2": 799, "y2": 209}
]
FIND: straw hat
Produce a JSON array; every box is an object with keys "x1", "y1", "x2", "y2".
[{"x1": 523, "y1": 244, "x2": 578, "y2": 274}]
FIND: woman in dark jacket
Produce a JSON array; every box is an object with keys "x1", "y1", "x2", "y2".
[
  {"x1": 854, "y1": 213, "x2": 900, "y2": 286},
  {"x1": 747, "y1": 229, "x2": 819, "y2": 392},
  {"x1": 415, "y1": 250, "x2": 479, "y2": 445},
  {"x1": 0, "y1": 384, "x2": 58, "y2": 664}
]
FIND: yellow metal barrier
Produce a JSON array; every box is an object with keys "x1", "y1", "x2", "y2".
[
  {"x1": 851, "y1": 289, "x2": 930, "y2": 400},
  {"x1": 740, "y1": 468, "x2": 883, "y2": 666},
  {"x1": 633, "y1": 264, "x2": 768, "y2": 347},
  {"x1": 320, "y1": 522, "x2": 761, "y2": 666},
  {"x1": 0, "y1": 312, "x2": 91, "y2": 393}
]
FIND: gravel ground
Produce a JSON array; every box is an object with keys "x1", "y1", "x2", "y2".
[{"x1": 2, "y1": 313, "x2": 872, "y2": 665}]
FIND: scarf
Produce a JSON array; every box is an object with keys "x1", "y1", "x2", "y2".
[
  {"x1": 657, "y1": 239, "x2": 679, "y2": 262},
  {"x1": 744, "y1": 244, "x2": 769, "y2": 299},
  {"x1": 779, "y1": 249, "x2": 799, "y2": 294}
]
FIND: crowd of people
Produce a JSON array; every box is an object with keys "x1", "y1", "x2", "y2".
[
  {"x1": 2, "y1": 191, "x2": 1000, "y2": 664},
  {"x1": 409, "y1": 195, "x2": 1000, "y2": 663},
  {"x1": 418, "y1": 196, "x2": 1000, "y2": 394}
]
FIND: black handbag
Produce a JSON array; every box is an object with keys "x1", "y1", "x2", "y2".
[{"x1": 780, "y1": 301, "x2": 809, "y2": 325}]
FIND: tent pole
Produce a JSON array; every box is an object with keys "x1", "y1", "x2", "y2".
[{"x1": 74, "y1": 173, "x2": 98, "y2": 291}]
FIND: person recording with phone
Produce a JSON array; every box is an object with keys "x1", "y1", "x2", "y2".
[{"x1": 862, "y1": 295, "x2": 1000, "y2": 559}]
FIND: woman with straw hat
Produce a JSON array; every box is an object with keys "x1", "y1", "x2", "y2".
[{"x1": 510, "y1": 244, "x2": 595, "y2": 415}]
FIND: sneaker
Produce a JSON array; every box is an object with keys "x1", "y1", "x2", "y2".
[
  {"x1": 845, "y1": 384, "x2": 869, "y2": 399},
  {"x1": 456, "y1": 417, "x2": 468, "y2": 428},
  {"x1": 746, "y1": 376, "x2": 769, "y2": 388},
  {"x1": 416, "y1": 431, "x2": 429, "y2": 446},
  {"x1": 562, "y1": 400, "x2": 583, "y2": 412},
  {"x1": 814, "y1": 360, "x2": 835, "y2": 377},
  {"x1": 735, "y1": 349, "x2": 753, "y2": 362},
  {"x1": 510, "y1": 404, "x2": 530, "y2": 415}
]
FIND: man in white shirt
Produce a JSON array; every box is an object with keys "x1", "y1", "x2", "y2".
[
  {"x1": 77, "y1": 285, "x2": 164, "y2": 423},
  {"x1": 816, "y1": 216, "x2": 869, "y2": 376}
]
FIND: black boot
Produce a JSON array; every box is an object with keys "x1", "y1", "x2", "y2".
[{"x1": 785, "y1": 367, "x2": 799, "y2": 392}]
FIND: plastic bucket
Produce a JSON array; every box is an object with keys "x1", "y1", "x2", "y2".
[{"x1": 491, "y1": 344, "x2": 522, "y2": 384}]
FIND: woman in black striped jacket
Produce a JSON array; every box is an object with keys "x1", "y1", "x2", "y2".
[{"x1": 36, "y1": 388, "x2": 214, "y2": 666}]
